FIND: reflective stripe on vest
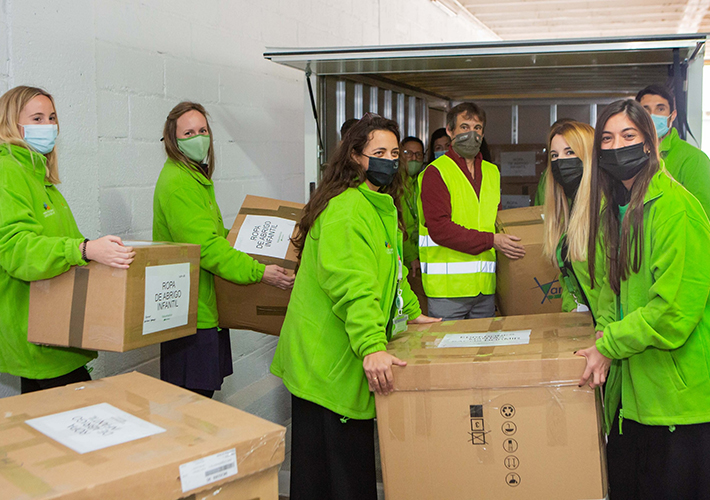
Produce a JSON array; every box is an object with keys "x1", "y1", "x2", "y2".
[
  {"x1": 420, "y1": 261, "x2": 496, "y2": 275},
  {"x1": 419, "y1": 234, "x2": 439, "y2": 248}
]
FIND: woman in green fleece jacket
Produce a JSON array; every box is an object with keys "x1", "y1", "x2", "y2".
[
  {"x1": 153, "y1": 102, "x2": 294, "y2": 399},
  {"x1": 0, "y1": 86, "x2": 136, "y2": 394},
  {"x1": 271, "y1": 114, "x2": 439, "y2": 500},
  {"x1": 578, "y1": 99, "x2": 710, "y2": 499}
]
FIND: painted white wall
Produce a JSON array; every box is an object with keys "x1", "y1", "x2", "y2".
[{"x1": 0, "y1": 0, "x2": 494, "y2": 448}]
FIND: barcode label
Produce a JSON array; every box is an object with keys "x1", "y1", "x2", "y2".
[{"x1": 179, "y1": 448, "x2": 238, "y2": 493}]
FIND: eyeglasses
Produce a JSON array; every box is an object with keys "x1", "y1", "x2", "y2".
[{"x1": 403, "y1": 149, "x2": 424, "y2": 160}]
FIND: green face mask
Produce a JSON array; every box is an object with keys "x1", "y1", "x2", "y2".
[
  {"x1": 406, "y1": 160, "x2": 424, "y2": 176},
  {"x1": 177, "y1": 134, "x2": 210, "y2": 162}
]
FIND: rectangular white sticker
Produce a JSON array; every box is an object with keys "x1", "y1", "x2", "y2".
[
  {"x1": 143, "y1": 262, "x2": 191, "y2": 335},
  {"x1": 25, "y1": 403, "x2": 166, "y2": 454},
  {"x1": 500, "y1": 151, "x2": 537, "y2": 177},
  {"x1": 179, "y1": 448, "x2": 238, "y2": 493},
  {"x1": 437, "y1": 330, "x2": 532, "y2": 348},
  {"x1": 233, "y1": 215, "x2": 296, "y2": 259}
]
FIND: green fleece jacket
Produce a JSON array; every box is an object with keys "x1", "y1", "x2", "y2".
[
  {"x1": 271, "y1": 183, "x2": 422, "y2": 419},
  {"x1": 401, "y1": 174, "x2": 420, "y2": 268},
  {"x1": 596, "y1": 169, "x2": 710, "y2": 429},
  {"x1": 0, "y1": 144, "x2": 96, "y2": 379},
  {"x1": 660, "y1": 127, "x2": 710, "y2": 217},
  {"x1": 153, "y1": 158, "x2": 265, "y2": 329}
]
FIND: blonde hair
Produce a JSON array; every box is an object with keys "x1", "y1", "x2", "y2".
[
  {"x1": 542, "y1": 120, "x2": 594, "y2": 263},
  {"x1": 0, "y1": 86, "x2": 60, "y2": 184},
  {"x1": 162, "y1": 102, "x2": 215, "y2": 179}
]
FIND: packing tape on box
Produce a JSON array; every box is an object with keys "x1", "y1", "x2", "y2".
[
  {"x1": 256, "y1": 305, "x2": 289, "y2": 316},
  {"x1": 238, "y1": 205, "x2": 302, "y2": 222},
  {"x1": 0, "y1": 456, "x2": 53, "y2": 496},
  {"x1": 67, "y1": 266, "x2": 90, "y2": 347}
]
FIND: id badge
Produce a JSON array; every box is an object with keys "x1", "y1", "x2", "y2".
[{"x1": 392, "y1": 314, "x2": 409, "y2": 335}]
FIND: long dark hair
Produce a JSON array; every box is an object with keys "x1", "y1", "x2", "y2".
[
  {"x1": 293, "y1": 113, "x2": 405, "y2": 260},
  {"x1": 162, "y1": 102, "x2": 215, "y2": 179},
  {"x1": 588, "y1": 99, "x2": 660, "y2": 294}
]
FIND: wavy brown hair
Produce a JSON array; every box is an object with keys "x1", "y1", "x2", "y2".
[
  {"x1": 293, "y1": 113, "x2": 405, "y2": 260},
  {"x1": 588, "y1": 99, "x2": 660, "y2": 294},
  {"x1": 162, "y1": 102, "x2": 215, "y2": 179}
]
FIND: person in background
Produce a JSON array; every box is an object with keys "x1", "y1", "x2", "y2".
[
  {"x1": 577, "y1": 99, "x2": 710, "y2": 499},
  {"x1": 400, "y1": 135, "x2": 427, "y2": 314},
  {"x1": 0, "y1": 86, "x2": 136, "y2": 394},
  {"x1": 636, "y1": 83, "x2": 710, "y2": 216},
  {"x1": 541, "y1": 120, "x2": 606, "y2": 318},
  {"x1": 340, "y1": 118, "x2": 359, "y2": 142},
  {"x1": 419, "y1": 103, "x2": 525, "y2": 320},
  {"x1": 534, "y1": 118, "x2": 576, "y2": 206},
  {"x1": 271, "y1": 114, "x2": 439, "y2": 500},
  {"x1": 426, "y1": 127, "x2": 450, "y2": 164},
  {"x1": 154, "y1": 101, "x2": 293, "y2": 399}
]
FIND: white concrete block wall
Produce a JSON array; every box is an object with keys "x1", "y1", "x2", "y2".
[{"x1": 0, "y1": 0, "x2": 494, "y2": 440}]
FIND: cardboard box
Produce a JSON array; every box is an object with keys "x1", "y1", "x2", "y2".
[
  {"x1": 490, "y1": 144, "x2": 547, "y2": 184},
  {"x1": 500, "y1": 181, "x2": 540, "y2": 209},
  {"x1": 0, "y1": 372, "x2": 286, "y2": 500},
  {"x1": 495, "y1": 206, "x2": 562, "y2": 316},
  {"x1": 376, "y1": 312, "x2": 607, "y2": 500},
  {"x1": 28, "y1": 242, "x2": 200, "y2": 352},
  {"x1": 215, "y1": 195, "x2": 303, "y2": 336}
]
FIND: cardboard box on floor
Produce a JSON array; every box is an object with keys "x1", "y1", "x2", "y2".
[
  {"x1": 496, "y1": 206, "x2": 562, "y2": 315},
  {"x1": 215, "y1": 195, "x2": 303, "y2": 336},
  {"x1": 376, "y1": 312, "x2": 607, "y2": 500},
  {"x1": 28, "y1": 242, "x2": 200, "y2": 352},
  {"x1": 0, "y1": 372, "x2": 286, "y2": 500}
]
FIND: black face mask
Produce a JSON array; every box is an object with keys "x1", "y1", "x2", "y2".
[
  {"x1": 598, "y1": 143, "x2": 650, "y2": 182},
  {"x1": 551, "y1": 158, "x2": 583, "y2": 200},
  {"x1": 365, "y1": 156, "x2": 399, "y2": 188}
]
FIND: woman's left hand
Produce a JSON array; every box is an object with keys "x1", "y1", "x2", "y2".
[
  {"x1": 408, "y1": 314, "x2": 442, "y2": 324},
  {"x1": 576, "y1": 345, "x2": 611, "y2": 388}
]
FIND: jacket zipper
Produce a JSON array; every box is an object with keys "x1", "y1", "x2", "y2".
[{"x1": 618, "y1": 409, "x2": 624, "y2": 435}]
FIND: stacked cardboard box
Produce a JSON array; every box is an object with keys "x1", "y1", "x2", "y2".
[
  {"x1": 376, "y1": 312, "x2": 606, "y2": 500},
  {"x1": 0, "y1": 372, "x2": 286, "y2": 500},
  {"x1": 215, "y1": 195, "x2": 303, "y2": 336},
  {"x1": 28, "y1": 242, "x2": 200, "y2": 352},
  {"x1": 490, "y1": 144, "x2": 547, "y2": 209},
  {"x1": 496, "y1": 206, "x2": 563, "y2": 316}
]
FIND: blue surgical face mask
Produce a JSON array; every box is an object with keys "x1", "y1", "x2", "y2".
[
  {"x1": 434, "y1": 150, "x2": 446, "y2": 159},
  {"x1": 651, "y1": 114, "x2": 671, "y2": 139},
  {"x1": 22, "y1": 124, "x2": 58, "y2": 154}
]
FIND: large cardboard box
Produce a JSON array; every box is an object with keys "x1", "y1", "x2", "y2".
[
  {"x1": 376, "y1": 312, "x2": 607, "y2": 500},
  {"x1": 496, "y1": 206, "x2": 562, "y2": 316},
  {"x1": 0, "y1": 372, "x2": 286, "y2": 500},
  {"x1": 490, "y1": 144, "x2": 547, "y2": 184},
  {"x1": 215, "y1": 195, "x2": 303, "y2": 336},
  {"x1": 500, "y1": 180, "x2": 540, "y2": 209},
  {"x1": 28, "y1": 242, "x2": 200, "y2": 352}
]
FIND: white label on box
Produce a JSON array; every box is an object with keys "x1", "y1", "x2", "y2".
[
  {"x1": 143, "y1": 262, "x2": 191, "y2": 335},
  {"x1": 233, "y1": 215, "x2": 296, "y2": 259},
  {"x1": 437, "y1": 330, "x2": 532, "y2": 348},
  {"x1": 179, "y1": 448, "x2": 238, "y2": 493},
  {"x1": 500, "y1": 151, "x2": 536, "y2": 177},
  {"x1": 25, "y1": 403, "x2": 166, "y2": 454},
  {"x1": 501, "y1": 194, "x2": 531, "y2": 209}
]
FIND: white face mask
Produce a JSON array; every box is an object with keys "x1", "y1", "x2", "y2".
[{"x1": 21, "y1": 124, "x2": 58, "y2": 154}]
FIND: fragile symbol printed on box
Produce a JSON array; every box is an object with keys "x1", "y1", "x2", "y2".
[
  {"x1": 179, "y1": 448, "x2": 239, "y2": 493},
  {"x1": 143, "y1": 263, "x2": 191, "y2": 335},
  {"x1": 468, "y1": 405, "x2": 486, "y2": 445},
  {"x1": 234, "y1": 215, "x2": 296, "y2": 259}
]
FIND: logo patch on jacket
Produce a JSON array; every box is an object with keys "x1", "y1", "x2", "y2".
[
  {"x1": 42, "y1": 203, "x2": 55, "y2": 217},
  {"x1": 385, "y1": 241, "x2": 394, "y2": 254}
]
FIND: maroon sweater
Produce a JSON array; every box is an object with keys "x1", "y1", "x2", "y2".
[{"x1": 420, "y1": 147, "x2": 495, "y2": 256}]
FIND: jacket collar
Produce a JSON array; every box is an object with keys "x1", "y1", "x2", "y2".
[
  {"x1": 166, "y1": 157, "x2": 212, "y2": 186},
  {"x1": 0, "y1": 143, "x2": 50, "y2": 184},
  {"x1": 643, "y1": 165, "x2": 670, "y2": 205},
  {"x1": 357, "y1": 181, "x2": 396, "y2": 214},
  {"x1": 659, "y1": 127, "x2": 678, "y2": 157}
]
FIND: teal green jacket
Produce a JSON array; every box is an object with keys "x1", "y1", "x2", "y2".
[
  {"x1": 0, "y1": 144, "x2": 96, "y2": 378},
  {"x1": 153, "y1": 158, "x2": 265, "y2": 329},
  {"x1": 596, "y1": 169, "x2": 710, "y2": 429},
  {"x1": 401, "y1": 174, "x2": 420, "y2": 268},
  {"x1": 271, "y1": 183, "x2": 422, "y2": 419},
  {"x1": 660, "y1": 127, "x2": 710, "y2": 217}
]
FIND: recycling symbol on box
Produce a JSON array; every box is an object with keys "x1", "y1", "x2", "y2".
[{"x1": 500, "y1": 404, "x2": 515, "y2": 419}]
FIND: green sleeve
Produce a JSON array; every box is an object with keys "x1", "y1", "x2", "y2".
[
  {"x1": 533, "y1": 170, "x2": 547, "y2": 206},
  {"x1": 162, "y1": 186, "x2": 265, "y2": 284},
  {"x1": 0, "y1": 179, "x2": 84, "y2": 282},
  {"x1": 401, "y1": 188, "x2": 419, "y2": 267},
  {"x1": 676, "y1": 151, "x2": 710, "y2": 218},
  {"x1": 597, "y1": 212, "x2": 710, "y2": 359},
  {"x1": 401, "y1": 264, "x2": 422, "y2": 320},
  {"x1": 315, "y1": 215, "x2": 389, "y2": 359},
  {"x1": 593, "y1": 277, "x2": 616, "y2": 331},
  {"x1": 559, "y1": 272, "x2": 578, "y2": 313}
]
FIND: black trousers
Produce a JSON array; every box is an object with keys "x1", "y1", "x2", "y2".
[
  {"x1": 20, "y1": 366, "x2": 91, "y2": 394},
  {"x1": 289, "y1": 394, "x2": 377, "y2": 500},
  {"x1": 608, "y1": 412, "x2": 710, "y2": 500}
]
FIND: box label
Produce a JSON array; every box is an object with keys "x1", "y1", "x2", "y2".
[
  {"x1": 143, "y1": 263, "x2": 191, "y2": 335},
  {"x1": 437, "y1": 330, "x2": 531, "y2": 348},
  {"x1": 234, "y1": 215, "x2": 296, "y2": 259},
  {"x1": 500, "y1": 151, "x2": 536, "y2": 177},
  {"x1": 501, "y1": 194, "x2": 531, "y2": 209},
  {"x1": 179, "y1": 448, "x2": 238, "y2": 493},
  {"x1": 25, "y1": 403, "x2": 166, "y2": 454}
]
